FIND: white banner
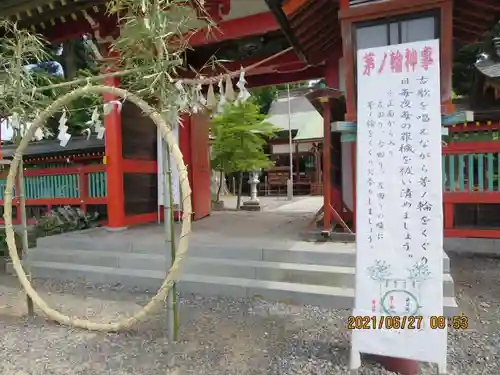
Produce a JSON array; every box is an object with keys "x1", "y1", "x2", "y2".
[
  {"x1": 352, "y1": 39, "x2": 446, "y2": 365},
  {"x1": 158, "y1": 123, "x2": 180, "y2": 207}
]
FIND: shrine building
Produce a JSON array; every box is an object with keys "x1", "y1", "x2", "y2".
[{"x1": 0, "y1": 0, "x2": 498, "y2": 240}]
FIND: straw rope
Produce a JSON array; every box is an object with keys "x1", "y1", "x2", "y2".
[{"x1": 3, "y1": 85, "x2": 192, "y2": 331}]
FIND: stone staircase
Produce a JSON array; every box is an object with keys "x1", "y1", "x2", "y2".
[{"x1": 17, "y1": 234, "x2": 458, "y2": 314}]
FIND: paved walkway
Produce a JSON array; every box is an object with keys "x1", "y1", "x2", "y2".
[
  {"x1": 220, "y1": 195, "x2": 322, "y2": 212},
  {"x1": 48, "y1": 196, "x2": 323, "y2": 250}
]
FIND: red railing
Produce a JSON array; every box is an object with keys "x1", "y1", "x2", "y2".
[
  {"x1": 443, "y1": 140, "x2": 500, "y2": 238},
  {"x1": 0, "y1": 164, "x2": 107, "y2": 224}
]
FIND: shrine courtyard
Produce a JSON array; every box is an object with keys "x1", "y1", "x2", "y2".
[{"x1": 0, "y1": 196, "x2": 497, "y2": 374}]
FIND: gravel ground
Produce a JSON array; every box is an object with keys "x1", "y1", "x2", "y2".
[{"x1": 0, "y1": 253, "x2": 498, "y2": 375}]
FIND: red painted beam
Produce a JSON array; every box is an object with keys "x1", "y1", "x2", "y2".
[
  {"x1": 445, "y1": 229, "x2": 500, "y2": 239},
  {"x1": 443, "y1": 192, "x2": 500, "y2": 204},
  {"x1": 188, "y1": 12, "x2": 280, "y2": 47},
  {"x1": 196, "y1": 50, "x2": 302, "y2": 77},
  {"x1": 124, "y1": 212, "x2": 158, "y2": 226},
  {"x1": 448, "y1": 122, "x2": 500, "y2": 133},
  {"x1": 246, "y1": 66, "x2": 324, "y2": 87},
  {"x1": 442, "y1": 141, "x2": 500, "y2": 154},
  {"x1": 4, "y1": 198, "x2": 107, "y2": 206},
  {"x1": 122, "y1": 159, "x2": 157, "y2": 173}
]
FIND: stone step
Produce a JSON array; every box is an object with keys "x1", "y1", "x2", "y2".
[
  {"x1": 26, "y1": 248, "x2": 453, "y2": 291},
  {"x1": 29, "y1": 261, "x2": 167, "y2": 290},
  {"x1": 27, "y1": 261, "x2": 457, "y2": 314},
  {"x1": 178, "y1": 275, "x2": 458, "y2": 315},
  {"x1": 181, "y1": 257, "x2": 455, "y2": 296},
  {"x1": 31, "y1": 243, "x2": 451, "y2": 272},
  {"x1": 28, "y1": 248, "x2": 170, "y2": 272}
]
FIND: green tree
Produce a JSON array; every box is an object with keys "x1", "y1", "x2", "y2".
[
  {"x1": 211, "y1": 101, "x2": 277, "y2": 209},
  {"x1": 251, "y1": 81, "x2": 309, "y2": 114},
  {"x1": 453, "y1": 21, "x2": 500, "y2": 96}
]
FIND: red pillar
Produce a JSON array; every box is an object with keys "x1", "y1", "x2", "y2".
[
  {"x1": 104, "y1": 75, "x2": 126, "y2": 230},
  {"x1": 322, "y1": 99, "x2": 332, "y2": 233},
  {"x1": 324, "y1": 56, "x2": 342, "y2": 214}
]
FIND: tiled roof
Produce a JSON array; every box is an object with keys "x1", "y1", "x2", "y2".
[{"x1": 1, "y1": 136, "x2": 104, "y2": 159}]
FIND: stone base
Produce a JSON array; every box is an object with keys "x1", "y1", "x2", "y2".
[
  {"x1": 212, "y1": 200, "x2": 225, "y2": 211},
  {"x1": 240, "y1": 200, "x2": 262, "y2": 211}
]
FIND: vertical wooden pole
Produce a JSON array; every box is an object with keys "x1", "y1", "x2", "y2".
[
  {"x1": 440, "y1": 0, "x2": 454, "y2": 114},
  {"x1": 104, "y1": 75, "x2": 126, "y2": 230},
  {"x1": 162, "y1": 137, "x2": 178, "y2": 341},
  {"x1": 322, "y1": 99, "x2": 332, "y2": 233},
  {"x1": 18, "y1": 160, "x2": 34, "y2": 316},
  {"x1": 79, "y1": 168, "x2": 89, "y2": 213}
]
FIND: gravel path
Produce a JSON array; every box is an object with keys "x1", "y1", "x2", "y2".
[{"x1": 0, "y1": 253, "x2": 498, "y2": 375}]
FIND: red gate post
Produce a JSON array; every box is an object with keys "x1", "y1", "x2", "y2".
[
  {"x1": 321, "y1": 98, "x2": 332, "y2": 233},
  {"x1": 104, "y1": 70, "x2": 126, "y2": 230}
]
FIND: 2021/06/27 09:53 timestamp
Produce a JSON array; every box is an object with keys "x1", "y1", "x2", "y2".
[{"x1": 347, "y1": 315, "x2": 469, "y2": 330}]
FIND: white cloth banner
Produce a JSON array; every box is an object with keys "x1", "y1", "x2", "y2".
[
  {"x1": 352, "y1": 39, "x2": 446, "y2": 364},
  {"x1": 158, "y1": 123, "x2": 181, "y2": 207}
]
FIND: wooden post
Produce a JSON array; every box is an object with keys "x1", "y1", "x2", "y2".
[
  {"x1": 322, "y1": 99, "x2": 332, "y2": 233},
  {"x1": 79, "y1": 168, "x2": 89, "y2": 213},
  {"x1": 104, "y1": 75, "x2": 126, "y2": 230}
]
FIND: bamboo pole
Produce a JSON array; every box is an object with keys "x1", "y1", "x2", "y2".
[
  {"x1": 18, "y1": 160, "x2": 34, "y2": 316},
  {"x1": 167, "y1": 142, "x2": 179, "y2": 339},
  {"x1": 162, "y1": 138, "x2": 179, "y2": 341}
]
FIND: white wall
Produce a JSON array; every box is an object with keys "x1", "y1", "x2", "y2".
[{"x1": 271, "y1": 142, "x2": 315, "y2": 154}]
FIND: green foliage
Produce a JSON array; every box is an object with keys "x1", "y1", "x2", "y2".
[
  {"x1": 35, "y1": 206, "x2": 101, "y2": 237},
  {"x1": 211, "y1": 101, "x2": 277, "y2": 176},
  {"x1": 251, "y1": 86, "x2": 277, "y2": 114},
  {"x1": 106, "y1": 0, "x2": 208, "y2": 115},
  {"x1": 251, "y1": 81, "x2": 309, "y2": 114},
  {"x1": 452, "y1": 21, "x2": 500, "y2": 96},
  {"x1": 453, "y1": 43, "x2": 481, "y2": 97},
  {"x1": 0, "y1": 230, "x2": 36, "y2": 258},
  {"x1": 0, "y1": 21, "x2": 55, "y2": 132}
]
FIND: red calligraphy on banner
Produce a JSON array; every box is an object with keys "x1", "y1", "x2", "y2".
[
  {"x1": 390, "y1": 51, "x2": 403, "y2": 73},
  {"x1": 363, "y1": 52, "x2": 376, "y2": 76},
  {"x1": 378, "y1": 52, "x2": 388, "y2": 74},
  {"x1": 405, "y1": 48, "x2": 418, "y2": 72},
  {"x1": 420, "y1": 46, "x2": 434, "y2": 71}
]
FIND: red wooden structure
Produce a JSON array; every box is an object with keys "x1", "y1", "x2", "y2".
[{"x1": 0, "y1": 0, "x2": 498, "y2": 242}]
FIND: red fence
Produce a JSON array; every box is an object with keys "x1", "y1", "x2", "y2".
[
  {"x1": 443, "y1": 139, "x2": 500, "y2": 238},
  {"x1": 0, "y1": 164, "x2": 107, "y2": 224}
]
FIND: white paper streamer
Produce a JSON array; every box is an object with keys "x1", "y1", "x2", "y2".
[
  {"x1": 236, "y1": 70, "x2": 251, "y2": 103},
  {"x1": 217, "y1": 79, "x2": 226, "y2": 113}
]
